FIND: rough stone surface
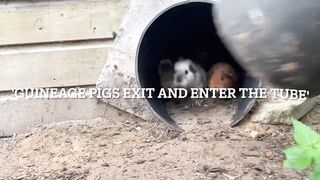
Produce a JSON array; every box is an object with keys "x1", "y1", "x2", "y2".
[{"x1": 250, "y1": 100, "x2": 304, "y2": 125}]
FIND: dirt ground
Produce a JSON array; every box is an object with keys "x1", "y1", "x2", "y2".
[{"x1": 1, "y1": 99, "x2": 319, "y2": 180}]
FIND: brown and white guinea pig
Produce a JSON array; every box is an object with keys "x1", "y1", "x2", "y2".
[
  {"x1": 208, "y1": 63, "x2": 239, "y2": 88},
  {"x1": 173, "y1": 57, "x2": 207, "y2": 90}
]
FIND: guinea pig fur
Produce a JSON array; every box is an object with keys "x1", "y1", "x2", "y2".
[
  {"x1": 173, "y1": 58, "x2": 207, "y2": 90},
  {"x1": 208, "y1": 63, "x2": 239, "y2": 88}
]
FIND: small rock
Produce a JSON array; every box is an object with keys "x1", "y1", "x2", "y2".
[
  {"x1": 24, "y1": 133, "x2": 32, "y2": 138},
  {"x1": 135, "y1": 160, "x2": 146, "y2": 164},
  {"x1": 93, "y1": 134, "x2": 102, "y2": 138},
  {"x1": 16, "y1": 176, "x2": 25, "y2": 180},
  {"x1": 194, "y1": 164, "x2": 223, "y2": 174},
  {"x1": 254, "y1": 167, "x2": 263, "y2": 172},
  {"x1": 180, "y1": 136, "x2": 188, "y2": 141},
  {"x1": 112, "y1": 139, "x2": 123, "y2": 145},
  {"x1": 84, "y1": 169, "x2": 90, "y2": 174},
  {"x1": 26, "y1": 164, "x2": 34, "y2": 167},
  {"x1": 266, "y1": 168, "x2": 272, "y2": 175},
  {"x1": 251, "y1": 100, "x2": 304, "y2": 125},
  {"x1": 271, "y1": 133, "x2": 278, "y2": 137},
  {"x1": 250, "y1": 131, "x2": 259, "y2": 139},
  {"x1": 126, "y1": 154, "x2": 134, "y2": 158},
  {"x1": 112, "y1": 132, "x2": 120, "y2": 136},
  {"x1": 256, "y1": 133, "x2": 269, "y2": 141},
  {"x1": 280, "y1": 175, "x2": 287, "y2": 178},
  {"x1": 263, "y1": 151, "x2": 274, "y2": 159},
  {"x1": 102, "y1": 163, "x2": 110, "y2": 167},
  {"x1": 197, "y1": 118, "x2": 211, "y2": 125}
]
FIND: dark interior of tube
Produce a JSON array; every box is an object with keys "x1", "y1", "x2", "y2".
[{"x1": 136, "y1": 2, "x2": 246, "y2": 124}]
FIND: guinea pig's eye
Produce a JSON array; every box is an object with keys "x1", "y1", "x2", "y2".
[{"x1": 185, "y1": 70, "x2": 188, "y2": 75}]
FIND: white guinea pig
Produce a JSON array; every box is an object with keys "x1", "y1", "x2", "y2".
[{"x1": 173, "y1": 58, "x2": 207, "y2": 90}]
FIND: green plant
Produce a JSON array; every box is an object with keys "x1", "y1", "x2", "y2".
[{"x1": 284, "y1": 119, "x2": 320, "y2": 180}]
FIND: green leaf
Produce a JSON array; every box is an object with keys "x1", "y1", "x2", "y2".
[
  {"x1": 309, "y1": 165, "x2": 320, "y2": 180},
  {"x1": 315, "y1": 141, "x2": 320, "y2": 151},
  {"x1": 312, "y1": 152, "x2": 320, "y2": 165},
  {"x1": 293, "y1": 120, "x2": 320, "y2": 148},
  {"x1": 284, "y1": 146, "x2": 313, "y2": 170}
]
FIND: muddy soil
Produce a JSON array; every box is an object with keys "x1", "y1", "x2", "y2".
[{"x1": 1, "y1": 100, "x2": 319, "y2": 180}]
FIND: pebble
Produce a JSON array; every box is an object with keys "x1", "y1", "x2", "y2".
[
  {"x1": 102, "y1": 163, "x2": 110, "y2": 167},
  {"x1": 266, "y1": 168, "x2": 272, "y2": 175},
  {"x1": 250, "y1": 131, "x2": 259, "y2": 139},
  {"x1": 135, "y1": 160, "x2": 146, "y2": 164}
]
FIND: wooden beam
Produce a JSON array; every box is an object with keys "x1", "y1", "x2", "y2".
[
  {"x1": 0, "y1": 0, "x2": 128, "y2": 45},
  {"x1": 0, "y1": 40, "x2": 112, "y2": 91}
]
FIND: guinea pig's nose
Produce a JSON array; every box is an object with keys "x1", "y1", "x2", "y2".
[{"x1": 177, "y1": 76, "x2": 182, "y2": 83}]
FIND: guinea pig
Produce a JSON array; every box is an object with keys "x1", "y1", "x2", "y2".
[
  {"x1": 173, "y1": 58, "x2": 207, "y2": 90},
  {"x1": 208, "y1": 63, "x2": 239, "y2": 88},
  {"x1": 158, "y1": 59, "x2": 174, "y2": 89}
]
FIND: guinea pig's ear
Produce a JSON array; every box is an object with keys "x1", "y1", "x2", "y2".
[
  {"x1": 178, "y1": 57, "x2": 184, "y2": 61},
  {"x1": 223, "y1": 72, "x2": 236, "y2": 81},
  {"x1": 189, "y1": 64, "x2": 197, "y2": 74}
]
